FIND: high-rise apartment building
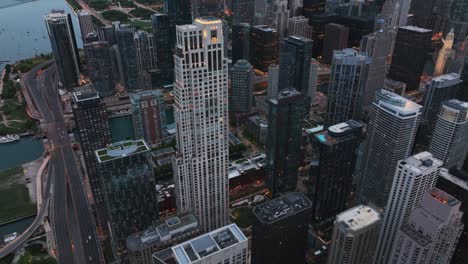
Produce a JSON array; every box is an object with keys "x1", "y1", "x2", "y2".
[
  {"x1": 308, "y1": 58, "x2": 319, "y2": 98},
  {"x1": 164, "y1": 0, "x2": 192, "y2": 26},
  {"x1": 374, "y1": 152, "x2": 443, "y2": 264},
  {"x1": 434, "y1": 29, "x2": 455, "y2": 77},
  {"x1": 449, "y1": 0, "x2": 468, "y2": 43},
  {"x1": 266, "y1": 88, "x2": 306, "y2": 196},
  {"x1": 193, "y1": 0, "x2": 224, "y2": 18},
  {"x1": 422, "y1": 73, "x2": 462, "y2": 128},
  {"x1": 429, "y1": 99, "x2": 468, "y2": 170},
  {"x1": 77, "y1": 10, "x2": 94, "y2": 43},
  {"x1": 232, "y1": 23, "x2": 251, "y2": 64},
  {"x1": 250, "y1": 25, "x2": 278, "y2": 72},
  {"x1": 271, "y1": 0, "x2": 289, "y2": 40},
  {"x1": 322, "y1": 23, "x2": 349, "y2": 64},
  {"x1": 278, "y1": 36, "x2": 313, "y2": 95},
  {"x1": 96, "y1": 140, "x2": 158, "y2": 250},
  {"x1": 153, "y1": 224, "x2": 249, "y2": 264},
  {"x1": 72, "y1": 85, "x2": 112, "y2": 222},
  {"x1": 388, "y1": 26, "x2": 432, "y2": 91},
  {"x1": 173, "y1": 18, "x2": 229, "y2": 232},
  {"x1": 288, "y1": 16, "x2": 313, "y2": 40},
  {"x1": 45, "y1": 10, "x2": 80, "y2": 90},
  {"x1": 130, "y1": 90, "x2": 166, "y2": 146},
  {"x1": 289, "y1": 0, "x2": 304, "y2": 17},
  {"x1": 327, "y1": 205, "x2": 381, "y2": 264},
  {"x1": 84, "y1": 41, "x2": 115, "y2": 97},
  {"x1": 229, "y1": 60, "x2": 253, "y2": 114},
  {"x1": 267, "y1": 64, "x2": 279, "y2": 98},
  {"x1": 311, "y1": 120, "x2": 362, "y2": 221},
  {"x1": 380, "y1": 0, "x2": 411, "y2": 28},
  {"x1": 359, "y1": 29, "x2": 393, "y2": 108},
  {"x1": 151, "y1": 13, "x2": 174, "y2": 86},
  {"x1": 389, "y1": 188, "x2": 464, "y2": 264},
  {"x1": 252, "y1": 193, "x2": 312, "y2": 264},
  {"x1": 303, "y1": 0, "x2": 326, "y2": 17},
  {"x1": 134, "y1": 31, "x2": 157, "y2": 73},
  {"x1": 359, "y1": 90, "x2": 422, "y2": 209},
  {"x1": 325, "y1": 49, "x2": 370, "y2": 126},
  {"x1": 116, "y1": 26, "x2": 139, "y2": 91},
  {"x1": 232, "y1": 0, "x2": 255, "y2": 25}
]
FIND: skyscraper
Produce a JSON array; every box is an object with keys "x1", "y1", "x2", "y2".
[
  {"x1": 173, "y1": 18, "x2": 229, "y2": 232},
  {"x1": 308, "y1": 58, "x2": 319, "y2": 98},
  {"x1": 45, "y1": 10, "x2": 80, "y2": 90},
  {"x1": 278, "y1": 36, "x2": 313, "y2": 95},
  {"x1": 266, "y1": 88, "x2": 306, "y2": 196},
  {"x1": 388, "y1": 26, "x2": 432, "y2": 91},
  {"x1": 271, "y1": 0, "x2": 289, "y2": 40},
  {"x1": 380, "y1": 0, "x2": 411, "y2": 28},
  {"x1": 96, "y1": 140, "x2": 158, "y2": 250},
  {"x1": 359, "y1": 89, "x2": 422, "y2": 209},
  {"x1": 115, "y1": 26, "x2": 139, "y2": 91},
  {"x1": 429, "y1": 99, "x2": 468, "y2": 170},
  {"x1": 325, "y1": 49, "x2": 370, "y2": 126},
  {"x1": 72, "y1": 84, "x2": 112, "y2": 226},
  {"x1": 389, "y1": 188, "x2": 464, "y2": 264},
  {"x1": 311, "y1": 120, "x2": 362, "y2": 221},
  {"x1": 164, "y1": 0, "x2": 192, "y2": 26},
  {"x1": 449, "y1": 0, "x2": 468, "y2": 43},
  {"x1": 267, "y1": 64, "x2": 279, "y2": 98},
  {"x1": 434, "y1": 29, "x2": 456, "y2": 77},
  {"x1": 360, "y1": 28, "x2": 393, "y2": 108},
  {"x1": 327, "y1": 205, "x2": 381, "y2": 264},
  {"x1": 303, "y1": 0, "x2": 326, "y2": 17},
  {"x1": 232, "y1": 0, "x2": 255, "y2": 25},
  {"x1": 374, "y1": 152, "x2": 443, "y2": 264},
  {"x1": 193, "y1": 0, "x2": 224, "y2": 18},
  {"x1": 322, "y1": 23, "x2": 349, "y2": 64},
  {"x1": 412, "y1": 0, "x2": 453, "y2": 35},
  {"x1": 422, "y1": 73, "x2": 462, "y2": 128},
  {"x1": 77, "y1": 10, "x2": 94, "y2": 43},
  {"x1": 151, "y1": 14, "x2": 174, "y2": 86},
  {"x1": 250, "y1": 25, "x2": 278, "y2": 72},
  {"x1": 232, "y1": 23, "x2": 250, "y2": 64},
  {"x1": 130, "y1": 90, "x2": 166, "y2": 146},
  {"x1": 288, "y1": 16, "x2": 313, "y2": 39},
  {"x1": 134, "y1": 30, "x2": 157, "y2": 73},
  {"x1": 252, "y1": 193, "x2": 312, "y2": 264},
  {"x1": 229, "y1": 60, "x2": 253, "y2": 114},
  {"x1": 84, "y1": 41, "x2": 115, "y2": 97}
]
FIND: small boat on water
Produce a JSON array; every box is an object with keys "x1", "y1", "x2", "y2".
[
  {"x1": 0, "y1": 134, "x2": 20, "y2": 144},
  {"x1": 4, "y1": 232, "x2": 18, "y2": 243}
]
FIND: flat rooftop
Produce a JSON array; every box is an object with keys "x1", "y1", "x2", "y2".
[
  {"x1": 154, "y1": 224, "x2": 247, "y2": 264},
  {"x1": 428, "y1": 188, "x2": 460, "y2": 208},
  {"x1": 431, "y1": 73, "x2": 462, "y2": 87},
  {"x1": 253, "y1": 193, "x2": 312, "y2": 223},
  {"x1": 336, "y1": 205, "x2": 380, "y2": 233},
  {"x1": 333, "y1": 48, "x2": 370, "y2": 64},
  {"x1": 443, "y1": 99, "x2": 468, "y2": 112},
  {"x1": 400, "y1": 25, "x2": 432, "y2": 33},
  {"x1": 400, "y1": 224, "x2": 432, "y2": 246},
  {"x1": 401, "y1": 151, "x2": 443, "y2": 175},
  {"x1": 73, "y1": 84, "x2": 99, "y2": 102},
  {"x1": 374, "y1": 89, "x2": 422, "y2": 118},
  {"x1": 228, "y1": 154, "x2": 266, "y2": 179},
  {"x1": 268, "y1": 88, "x2": 302, "y2": 105},
  {"x1": 95, "y1": 139, "x2": 149, "y2": 163}
]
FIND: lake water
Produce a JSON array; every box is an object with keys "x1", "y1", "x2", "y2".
[
  {"x1": 0, "y1": 215, "x2": 35, "y2": 240},
  {"x1": 0, "y1": 0, "x2": 82, "y2": 70},
  {"x1": 0, "y1": 136, "x2": 44, "y2": 171}
]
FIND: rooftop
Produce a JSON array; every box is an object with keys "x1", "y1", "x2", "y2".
[
  {"x1": 428, "y1": 188, "x2": 460, "y2": 208},
  {"x1": 374, "y1": 89, "x2": 422, "y2": 118},
  {"x1": 126, "y1": 214, "x2": 199, "y2": 252},
  {"x1": 439, "y1": 168, "x2": 468, "y2": 191},
  {"x1": 314, "y1": 120, "x2": 362, "y2": 145},
  {"x1": 400, "y1": 224, "x2": 432, "y2": 246},
  {"x1": 228, "y1": 154, "x2": 266, "y2": 179},
  {"x1": 95, "y1": 140, "x2": 149, "y2": 163},
  {"x1": 154, "y1": 224, "x2": 247, "y2": 264},
  {"x1": 253, "y1": 193, "x2": 312, "y2": 223},
  {"x1": 130, "y1": 90, "x2": 163, "y2": 102},
  {"x1": 232, "y1": 59, "x2": 253, "y2": 70},
  {"x1": 400, "y1": 25, "x2": 432, "y2": 33},
  {"x1": 268, "y1": 88, "x2": 302, "y2": 105},
  {"x1": 400, "y1": 152, "x2": 443, "y2": 175},
  {"x1": 251, "y1": 25, "x2": 277, "y2": 32},
  {"x1": 333, "y1": 48, "x2": 370, "y2": 64},
  {"x1": 73, "y1": 84, "x2": 99, "y2": 102},
  {"x1": 443, "y1": 99, "x2": 468, "y2": 112},
  {"x1": 153, "y1": 147, "x2": 175, "y2": 158},
  {"x1": 327, "y1": 120, "x2": 362, "y2": 136},
  {"x1": 336, "y1": 205, "x2": 380, "y2": 233}
]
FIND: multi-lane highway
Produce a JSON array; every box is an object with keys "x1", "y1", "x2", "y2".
[{"x1": 21, "y1": 62, "x2": 103, "y2": 263}]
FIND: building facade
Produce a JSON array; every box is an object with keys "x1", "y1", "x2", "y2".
[
  {"x1": 374, "y1": 152, "x2": 443, "y2": 264},
  {"x1": 359, "y1": 90, "x2": 422, "y2": 209},
  {"x1": 173, "y1": 18, "x2": 229, "y2": 232},
  {"x1": 115, "y1": 26, "x2": 139, "y2": 91},
  {"x1": 327, "y1": 205, "x2": 381, "y2": 264},
  {"x1": 77, "y1": 10, "x2": 94, "y2": 43},
  {"x1": 322, "y1": 23, "x2": 349, "y2": 64},
  {"x1": 232, "y1": 0, "x2": 255, "y2": 25},
  {"x1": 151, "y1": 13, "x2": 174, "y2": 86},
  {"x1": 232, "y1": 23, "x2": 251, "y2": 64},
  {"x1": 288, "y1": 16, "x2": 313, "y2": 39},
  {"x1": 130, "y1": 90, "x2": 166, "y2": 145},
  {"x1": 84, "y1": 41, "x2": 115, "y2": 97},
  {"x1": 267, "y1": 64, "x2": 279, "y2": 98},
  {"x1": 250, "y1": 25, "x2": 278, "y2": 72},
  {"x1": 271, "y1": 0, "x2": 289, "y2": 40},
  {"x1": 229, "y1": 60, "x2": 253, "y2": 114},
  {"x1": 252, "y1": 193, "x2": 312, "y2": 264},
  {"x1": 429, "y1": 99, "x2": 468, "y2": 170},
  {"x1": 434, "y1": 29, "x2": 455, "y2": 77}
]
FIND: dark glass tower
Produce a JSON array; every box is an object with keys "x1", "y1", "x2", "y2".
[
  {"x1": 45, "y1": 10, "x2": 80, "y2": 90},
  {"x1": 232, "y1": 23, "x2": 250, "y2": 64},
  {"x1": 229, "y1": 60, "x2": 253, "y2": 114},
  {"x1": 164, "y1": 0, "x2": 192, "y2": 26},
  {"x1": 84, "y1": 41, "x2": 115, "y2": 97},
  {"x1": 72, "y1": 84, "x2": 112, "y2": 226},
  {"x1": 303, "y1": 0, "x2": 326, "y2": 17},
  {"x1": 250, "y1": 25, "x2": 278, "y2": 73},
  {"x1": 252, "y1": 193, "x2": 312, "y2": 264},
  {"x1": 193, "y1": 0, "x2": 224, "y2": 18},
  {"x1": 266, "y1": 88, "x2": 306, "y2": 196},
  {"x1": 311, "y1": 120, "x2": 362, "y2": 221},
  {"x1": 232, "y1": 0, "x2": 255, "y2": 25},
  {"x1": 115, "y1": 26, "x2": 139, "y2": 91},
  {"x1": 151, "y1": 14, "x2": 174, "y2": 86},
  {"x1": 388, "y1": 26, "x2": 432, "y2": 91},
  {"x1": 278, "y1": 36, "x2": 313, "y2": 96}
]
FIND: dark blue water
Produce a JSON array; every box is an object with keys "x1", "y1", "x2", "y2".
[
  {"x1": 0, "y1": 215, "x2": 35, "y2": 239},
  {"x1": 0, "y1": 136, "x2": 44, "y2": 171}
]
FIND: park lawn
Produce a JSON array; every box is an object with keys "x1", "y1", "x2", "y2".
[
  {"x1": 128, "y1": 20, "x2": 152, "y2": 32},
  {"x1": 134, "y1": 0, "x2": 162, "y2": 5},
  {"x1": 232, "y1": 207, "x2": 255, "y2": 228},
  {"x1": 15, "y1": 54, "x2": 52, "y2": 73},
  {"x1": 0, "y1": 167, "x2": 36, "y2": 223},
  {"x1": 102, "y1": 10, "x2": 130, "y2": 22},
  {"x1": 129, "y1": 7, "x2": 154, "y2": 19},
  {"x1": 1, "y1": 99, "x2": 29, "y2": 120}
]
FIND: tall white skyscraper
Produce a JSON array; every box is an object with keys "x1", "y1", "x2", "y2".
[
  {"x1": 288, "y1": 16, "x2": 313, "y2": 39},
  {"x1": 429, "y1": 99, "x2": 468, "y2": 170},
  {"x1": 434, "y1": 29, "x2": 456, "y2": 76},
  {"x1": 327, "y1": 205, "x2": 381, "y2": 264},
  {"x1": 77, "y1": 10, "x2": 94, "y2": 43},
  {"x1": 381, "y1": 0, "x2": 409, "y2": 28},
  {"x1": 359, "y1": 90, "x2": 422, "y2": 210},
  {"x1": 173, "y1": 17, "x2": 229, "y2": 231},
  {"x1": 374, "y1": 152, "x2": 443, "y2": 264},
  {"x1": 389, "y1": 188, "x2": 464, "y2": 264},
  {"x1": 271, "y1": 0, "x2": 289, "y2": 39}
]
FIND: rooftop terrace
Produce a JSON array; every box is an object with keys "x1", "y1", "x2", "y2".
[
  {"x1": 96, "y1": 139, "x2": 149, "y2": 163},
  {"x1": 253, "y1": 192, "x2": 312, "y2": 223}
]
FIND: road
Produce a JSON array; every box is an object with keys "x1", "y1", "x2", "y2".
[{"x1": 21, "y1": 63, "x2": 103, "y2": 263}]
